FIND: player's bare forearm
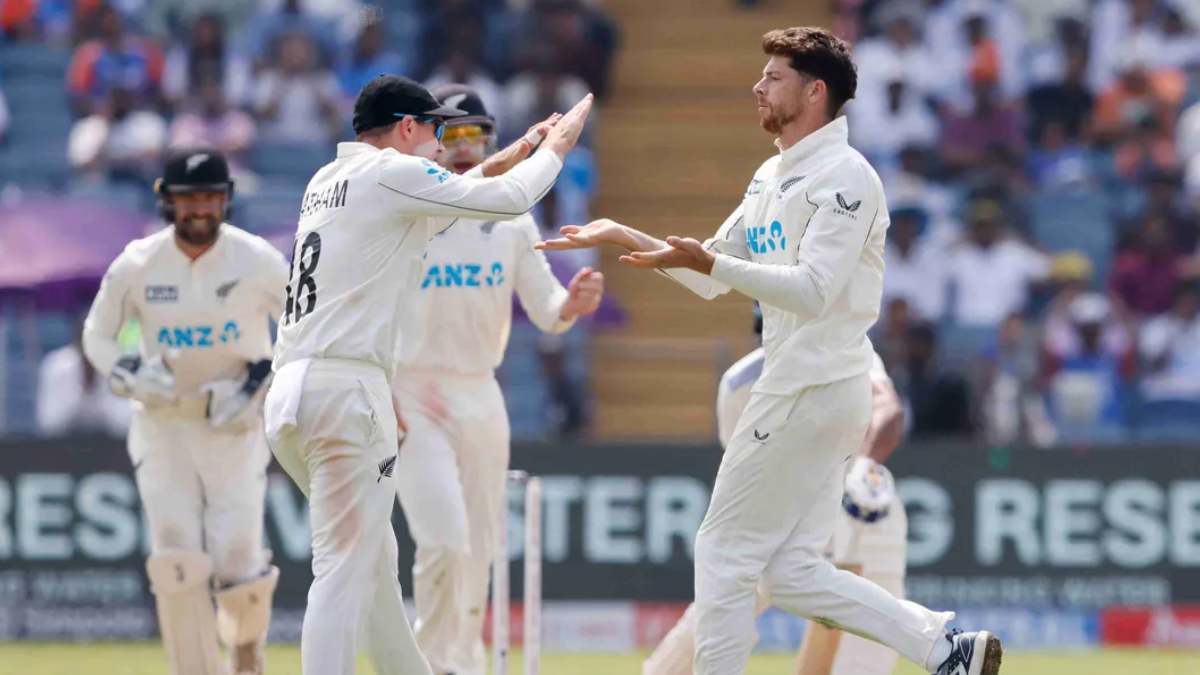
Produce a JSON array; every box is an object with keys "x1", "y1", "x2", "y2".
[
  {"x1": 536, "y1": 218, "x2": 666, "y2": 253},
  {"x1": 478, "y1": 113, "x2": 561, "y2": 177}
]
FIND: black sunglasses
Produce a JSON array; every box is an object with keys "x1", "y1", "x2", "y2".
[{"x1": 393, "y1": 113, "x2": 446, "y2": 141}]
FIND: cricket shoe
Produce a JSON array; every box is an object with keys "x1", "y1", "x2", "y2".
[{"x1": 933, "y1": 629, "x2": 1002, "y2": 675}]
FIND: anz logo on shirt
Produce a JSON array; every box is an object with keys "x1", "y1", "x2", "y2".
[
  {"x1": 421, "y1": 262, "x2": 505, "y2": 289},
  {"x1": 746, "y1": 220, "x2": 787, "y2": 255},
  {"x1": 156, "y1": 321, "x2": 242, "y2": 348}
]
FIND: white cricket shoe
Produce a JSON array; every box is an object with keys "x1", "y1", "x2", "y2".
[{"x1": 933, "y1": 629, "x2": 1003, "y2": 675}]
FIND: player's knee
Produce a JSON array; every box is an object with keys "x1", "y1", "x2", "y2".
[
  {"x1": 213, "y1": 539, "x2": 267, "y2": 584},
  {"x1": 762, "y1": 552, "x2": 827, "y2": 595}
]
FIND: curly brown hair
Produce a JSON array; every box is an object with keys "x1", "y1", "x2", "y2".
[{"x1": 762, "y1": 27, "x2": 857, "y2": 118}]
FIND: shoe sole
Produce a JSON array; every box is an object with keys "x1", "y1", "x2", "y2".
[{"x1": 973, "y1": 631, "x2": 1003, "y2": 675}]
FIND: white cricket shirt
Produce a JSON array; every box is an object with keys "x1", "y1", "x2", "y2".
[
  {"x1": 398, "y1": 213, "x2": 572, "y2": 375},
  {"x1": 271, "y1": 142, "x2": 563, "y2": 376},
  {"x1": 82, "y1": 224, "x2": 289, "y2": 399},
  {"x1": 664, "y1": 117, "x2": 889, "y2": 395},
  {"x1": 716, "y1": 347, "x2": 889, "y2": 450}
]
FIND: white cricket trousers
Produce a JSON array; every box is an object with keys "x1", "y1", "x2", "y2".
[
  {"x1": 265, "y1": 358, "x2": 432, "y2": 675},
  {"x1": 129, "y1": 404, "x2": 270, "y2": 584},
  {"x1": 642, "y1": 496, "x2": 909, "y2": 675},
  {"x1": 393, "y1": 369, "x2": 510, "y2": 675},
  {"x1": 693, "y1": 374, "x2": 950, "y2": 675}
]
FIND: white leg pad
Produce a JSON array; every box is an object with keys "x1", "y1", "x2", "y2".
[
  {"x1": 146, "y1": 550, "x2": 228, "y2": 675},
  {"x1": 215, "y1": 566, "x2": 280, "y2": 647}
]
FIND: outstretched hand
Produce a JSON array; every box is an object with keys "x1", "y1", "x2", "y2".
[
  {"x1": 620, "y1": 236, "x2": 715, "y2": 274},
  {"x1": 542, "y1": 94, "x2": 594, "y2": 159},
  {"x1": 536, "y1": 219, "x2": 638, "y2": 251},
  {"x1": 478, "y1": 112, "x2": 561, "y2": 177}
]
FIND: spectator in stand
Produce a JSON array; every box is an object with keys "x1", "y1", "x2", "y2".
[
  {"x1": 849, "y1": 69, "x2": 940, "y2": 169},
  {"x1": 854, "y1": 1, "x2": 936, "y2": 108},
  {"x1": 337, "y1": 6, "x2": 412, "y2": 104},
  {"x1": 169, "y1": 76, "x2": 256, "y2": 175},
  {"x1": 67, "y1": 3, "x2": 164, "y2": 115},
  {"x1": 67, "y1": 85, "x2": 166, "y2": 184},
  {"x1": 162, "y1": 13, "x2": 250, "y2": 112},
  {"x1": 882, "y1": 206, "x2": 946, "y2": 321},
  {"x1": 872, "y1": 297, "x2": 914, "y2": 373},
  {"x1": 1040, "y1": 293, "x2": 1134, "y2": 443},
  {"x1": 1042, "y1": 252, "x2": 1133, "y2": 368},
  {"x1": 974, "y1": 312, "x2": 1053, "y2": 446},
  {"x1": 504, "y1": 1, "x2": 616, "y2": 94},
  {"x1": 1139, "y1": 280, "x2": 1200, "y2": 402},
  {"x1": 252, "y1": 30, "x2": 341, "y2": 145},
  {"x1": 940, "y1": 74, "x2": 1025, "y2": 173},
  {"x1": 1094, "y1": 47, "x2": 1187, "y2": 145},
  {"x1": 37, "y1": 321, "x2": 130, "y2": 438},
  {"x1": 1160, "y1": 6, "x2": 1200, "y2": 69},
  {"x1": 945, "y1": 198, "x2": 1050, "y2": 328},
  {"x1": 1026, "y1": 119, "x2": 1096, "y2": 188},
  {"x1": 425, "y1": 10, "x2": 504, "y2": 130},
  {"x1": 925, "y1": 2, "x2": 1026, "y2": 107},
  {"x1": 1140, "y1": 169, "x2": 1198, "y2": 252},
  {"x1": 240, "y1": 0, "x2": 341, "y2": 70},
  {"x1": 881, "y1": 145, "x2": 960, "y2": 246},
  {"x1": 142, "y1": 0, "x2": 257, "y2": 45},
  {"x1": 1026, "y1": 42, "x2": 1094, "y2": 144},
  {"x1": 896, "y1": 322, "x2": 973, "y2": 437},
  {"x1": 1110, "y1": 212, "x2": 1186, "y2": 316},
  {"x1": 506, "y1": 43, "x2": 590, "y2": 145},
  {"x1": 1089, "y1": 0, "x2": 1167, "y2": 89}
]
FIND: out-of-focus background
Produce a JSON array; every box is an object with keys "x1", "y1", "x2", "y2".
[{"x1": 1, "y1": 0, "x2": 1199, "y2": 671}]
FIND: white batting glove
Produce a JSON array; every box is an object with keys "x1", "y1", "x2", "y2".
[
  {"x1": 203, "y1": 359, "x2": 273, "y2": 431},
  {"x1": 841, "y1": 457, "x2": 896, "y2": 523},
  {"x1": 110, "y1": 354, "x2": 176, "y2": 406}
]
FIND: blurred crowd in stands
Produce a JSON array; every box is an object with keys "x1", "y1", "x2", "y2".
[
  {"x1": 0, "y1": 0, "x2": 616, "y2": 439},
  {"x1": 837, "y1": 0, "x2": 1200, "y2": 444}
]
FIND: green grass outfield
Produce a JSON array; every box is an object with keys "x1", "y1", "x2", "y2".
[{"x1": 1, "y1": 643, "x2": 1196, "y2": 674}]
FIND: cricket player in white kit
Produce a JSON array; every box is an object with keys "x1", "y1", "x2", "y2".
[
  {"x1": 83, "y1": 148, "x2": 287, "y2": 675},
  {"x1": 393, "y1": 84, "x2": 605, "y2": 675},
  {"x1": 644, "y1": 311, "x2": 910, "y2": 675},
  {"x1": 264, "y1": 75, "x2": 592, "y2": 675},
  {"x1": 540, "y1": 27, "x2": 1002, "y2": 675}
]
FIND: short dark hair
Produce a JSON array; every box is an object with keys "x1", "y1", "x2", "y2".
[{"x1": 762, "y1": 27, "x2": 857, "y2": 117}]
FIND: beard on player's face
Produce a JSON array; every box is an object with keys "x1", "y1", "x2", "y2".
[
  {"x1": 175, "y1": 214, "x2": 221, "y2": 245},
  {"x1": 759, "y1": 96, "x2": 802, "y2": 134}
]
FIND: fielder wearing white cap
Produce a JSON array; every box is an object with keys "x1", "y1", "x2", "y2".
[
  {"x1": 83, "y1": 147, "x2": 286, "y2": 675},
  {"x1": 264, "y1": 74, "x2": 593, "y2": 675}
]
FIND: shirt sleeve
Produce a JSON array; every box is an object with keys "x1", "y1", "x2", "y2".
[
  {"x1": 658, "y1": 202, "x2": 749, "y2": 300},
  {"x1": 709, "y1": 161, "x2": 881, "y2": 321},
  {"x1": 511, "y1": 215, "x2": 573, "y2": 334},
  {"x1": 377, "y1": 150, "x2": 563, "y2": 220},
  {"x1": 82, "y1": 250, "x2": 138, "y2": 377},
  {"x1": 257, "y1": 239, "x2": 291, "y2": 323}
]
